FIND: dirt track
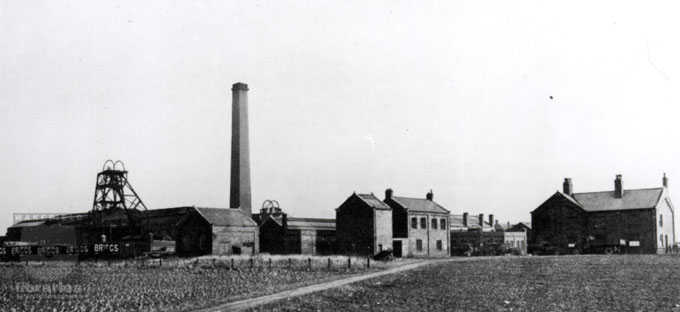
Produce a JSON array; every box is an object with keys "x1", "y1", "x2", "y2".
[{"x1": 193, "y1": 258, "x2": 462, "y2": 312}]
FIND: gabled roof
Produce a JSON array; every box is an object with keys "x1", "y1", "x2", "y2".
[
  {"x1": 191, "y1": 207, "x2": 257, "y2": 227},
  {"x1": 571, "y1": 188, "x2": 664, "y2": 212},
  {"x1": 287, "y1": 218, "x2": 335, "y2": 231},
  {"x1": 390, "y1": 196, "x2": 449, "y2": 214},
  {"x1": 356, "y1": 193, "x2": 391, "y2": 210}
]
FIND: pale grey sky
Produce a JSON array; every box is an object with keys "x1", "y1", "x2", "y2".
[{"x1": 1, "y1": 1, "x2": 680, "y2": 233}]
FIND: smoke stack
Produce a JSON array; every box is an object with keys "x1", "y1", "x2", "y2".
[
  {"x1": 426, "y1": 190, "x2": 433, "y2": 201},
  {"x1": 563, "y1": 178, "x2": 573, "y2": 196},
  {"x1": 478, "y1": 214, "x2": 484, "y2": 227},
  {"x1": 488, "y1": 214, "x2": 494, "y2": 227},
  {"x1": 614, "y1": 174, "x2": 624, "y2": 198},
  {"x1": 663, "y1": 173, "x2": 668, "y2": 188},
  {"x1": 385, "y1": 188, "x2": 393, "y2": 200},
  {"x1": 230, "y1": 82, "x2": 252, "y2": 216},
  {"x1": 463, "y1": 213, "x2": 468, "y2": 227}
]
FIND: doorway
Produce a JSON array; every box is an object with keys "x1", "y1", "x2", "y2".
[{"x1": 393, "y1": 241, "x2": 402, "y2": 257}]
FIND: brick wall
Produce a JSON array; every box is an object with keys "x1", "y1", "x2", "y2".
[
  {"x1": 532, "y1": 193, "x2": 587, "y2": 248},
  {"x1": 213, "y1": 225, "x2": 259, "y2": 255},
  {"x1": 336, "y1": 196, "x2": 374, "y2": 256}
]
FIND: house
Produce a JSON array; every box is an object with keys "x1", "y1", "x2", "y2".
[
  {"x1": 336, "y1": 193, "x2": 392, "y2": 256},
  {"x1": 176, "y1": 207, "x2": 259, "y2": 256},
  {"x1": 531, "y1": 174, "x2": 675, "y2": 254},
  {"x1": 383, "y1": 189, "x2": 450, "y2": 257}
]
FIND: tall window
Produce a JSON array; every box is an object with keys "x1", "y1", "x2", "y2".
[
  {"x1": 411, "y1": 217, "x2": 417, "y2": 229},
  {"x1": 436, "y1": 240, "x2": 443, "y2": 251},
  {"x1": 432, "y1": 218, "x2": 438, "y2": 230},
  {"x1": 420, "y1": 217, "x2": 426, "y2": 229},
  {"x1": 660, "y1": 214, "x2": 663, "y2": 227},
  {"x1": 440, "y1": 218, "x2": 446, "y2": 230},
  {"x1": 416, "y1": 239, "x2": 423, "y2": 251}
]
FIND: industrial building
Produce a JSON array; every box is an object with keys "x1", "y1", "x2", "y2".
[
  {"x1": 3, "y1": 82, "x2": 260, "y2": 258},
  {"x1": 531, "y1": 174, "x2": 675, "y2": 254},
  {"x1": 336, "y1": 193, "x2": 393, "y2": 256},
  {"x1": 255, "y1": 200, "x2": 336, "y2": 255}
]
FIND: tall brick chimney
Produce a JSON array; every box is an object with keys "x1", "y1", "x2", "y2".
[
  {"x1": 663, "y1": 173, "x2": 668, "y2": 188},
  {"x1": 563, "y1": 178, "x2": 573, "y2": 196},
  {"x1": 385, "y1": 188, "x2": 393, "y2": 200},
  {"x1": 614, "y1": 174, "x2": 624, "y2": 198},
  {"x1": 230, "y1": 82, "x2": 252, "y2": 216},
  {"x1": 478, "y1": 214, "x2": 484, "y2": 227},
  {"x1": 463, "y1": 213, "x2": 468, "y2": 227},
  {"x1": 488, "y1": 214, "x2": 494, "y2": 227},
  {"x1": 426, "y1": 190, "x2": 433, "y2": 201}
]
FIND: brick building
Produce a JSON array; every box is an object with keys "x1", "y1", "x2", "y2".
[
  {"x1": 176, "y1": 207, "x2": 259, "y2": 256},
  {"x1": 383, "y1": 189, "x2": 450, "y2": 257},
  {"x1": 336, "y1": 193, "x2": 393, "y2": 256},
  {"x1": 531, "y1": 174, "x2": 675, "y2": 254},
  {"x1": 257, "y1": 211, "x2": 336, "y2": 255},
  {"x1": 450, "y1": 213, "x2": 507, "y2": 256}
]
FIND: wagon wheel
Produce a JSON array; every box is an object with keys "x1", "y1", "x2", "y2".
[{"x1": 604, "y1": 247, "x2": 614, "y2": 255}]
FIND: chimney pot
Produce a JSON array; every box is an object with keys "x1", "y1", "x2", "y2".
[
  {"x1": 426, "y1": 190, "x2": 433, "y2": 201},
  {"x1": 614, "y1": 174, "x2": 624, "y2": 198},
  {"x1": 563, "y1": 178, "x2": 573, "y2": 196},
  {"x1": 479, "y1": 214, "x2": 484, "y2": 227},
  {"x1": 385, "y1": 188, "x2": 393, "y2": 200},
  {"x1": 488, "y1": 214, "x2": 494, "y2": 227},
  {"x1": 663, "y1": 173, "x2": 668, "y2": 188},
  {"x1": 463, "y1": 213, "x2": 468, "y2": 227}
]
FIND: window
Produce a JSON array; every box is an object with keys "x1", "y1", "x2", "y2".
[
  {"x1": 411, "y1": 218, "x2": 417, "y2": 229},
  {"x1": 416, "y1": 239, "x2": 423, "y2": 251},
  {"x1": 420, "y1": 218, "x2": 426, "y2": 229},
  {"x1": 660, "y1": 214, "x2": 663, "y2": 227},
  {"x1": 378, "y1": 244, "x2": 383, "y2": 252},
  {"x1": 432, "y1": 218, "x2": 438, "y2": 230},
  {"x1": 440, "y1": 219, "x2": 446, "y2": 230},
  {"x1": 436, "y1": 240, "x2": 443, "y2": 251}
]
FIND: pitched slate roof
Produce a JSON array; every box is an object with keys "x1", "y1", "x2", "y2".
[
  {"x1": 193, "y1": 207, "x2": 257, "y2": 227},
  {"x1": 390, "y1": 196, "x2": 449, "y2": 214},
  {"x1": 450, "y1": 214, "x2": 493, "y2": 230},
  {"x1": 565, "y1": 188, "x2": 664, "y2": 212},
  {"x1": 287, "y1": 218, "x2": 336, "y2": 231},
  {"x1": 356, "y1": 193, "x2": 391, "y2": 210}
]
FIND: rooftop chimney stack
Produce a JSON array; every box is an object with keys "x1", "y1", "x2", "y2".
[
  {"x1": 614, "y1": 174, "x2": 624, "y2": 198},
  {"x1": 463, "y1": 213, "x2": 468, "y2": 227},
  {"x1": 663, "y1": 173, "x2": 668, "y2": 188},
  {"x1": 426, "y1": 190, "x2": 434, "y2": 201},
  {"x1": 230, "y1": 82, "x2": 252, "y2": 216},
  {"x1": 385, "y1": 188, "x2": 393, "y2": 200},
  {"x1": 563, "y1": 178, "x2": 573, "y2": 196},
  {"x1": 479, "y1": 214, "x2": 484, "y2": 227},
  {"x1": 488, "y1": 214, "x2": 494, "y2": 227}
]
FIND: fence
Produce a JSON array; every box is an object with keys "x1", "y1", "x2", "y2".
[{"x1": 5, "y1": 255, "x2": 380, "y2": 271}]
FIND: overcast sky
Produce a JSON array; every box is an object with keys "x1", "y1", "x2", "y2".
[{"x1": 2, "y1": 1, "x2": 680, "y2": 233}]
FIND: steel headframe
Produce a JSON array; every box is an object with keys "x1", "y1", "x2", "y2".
[{"x1": 91, "y1": 160, "x2": 148, "y2": 227}]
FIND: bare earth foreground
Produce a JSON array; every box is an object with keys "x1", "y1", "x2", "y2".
[{"x1": 251, "y1": 255, "x2": 680, "y2": 312}]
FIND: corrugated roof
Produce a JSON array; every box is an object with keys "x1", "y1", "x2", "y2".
[
  {"x1": 357, "y1": 194, "x2": 391, "y2": 210},
  {"x1": 391, "y1": 196, "x2": 449, "y2": 214},
  {"x1": 194, "y1": 207, "x2": 257, "y2": 227},
  {"x1": 571, "y1": 188, "x2": 663, "y2": 212},
  {"x1": 286, "y1": 218, "x2": 335, "y2": 231}
]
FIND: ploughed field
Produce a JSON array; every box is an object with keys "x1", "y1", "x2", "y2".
[
  {"x1": 0, "y1": 258, "x2": 372, "y2": 312},
  {"x1": 254, "y1": 255, "x2": 680, "y2": 312}
]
